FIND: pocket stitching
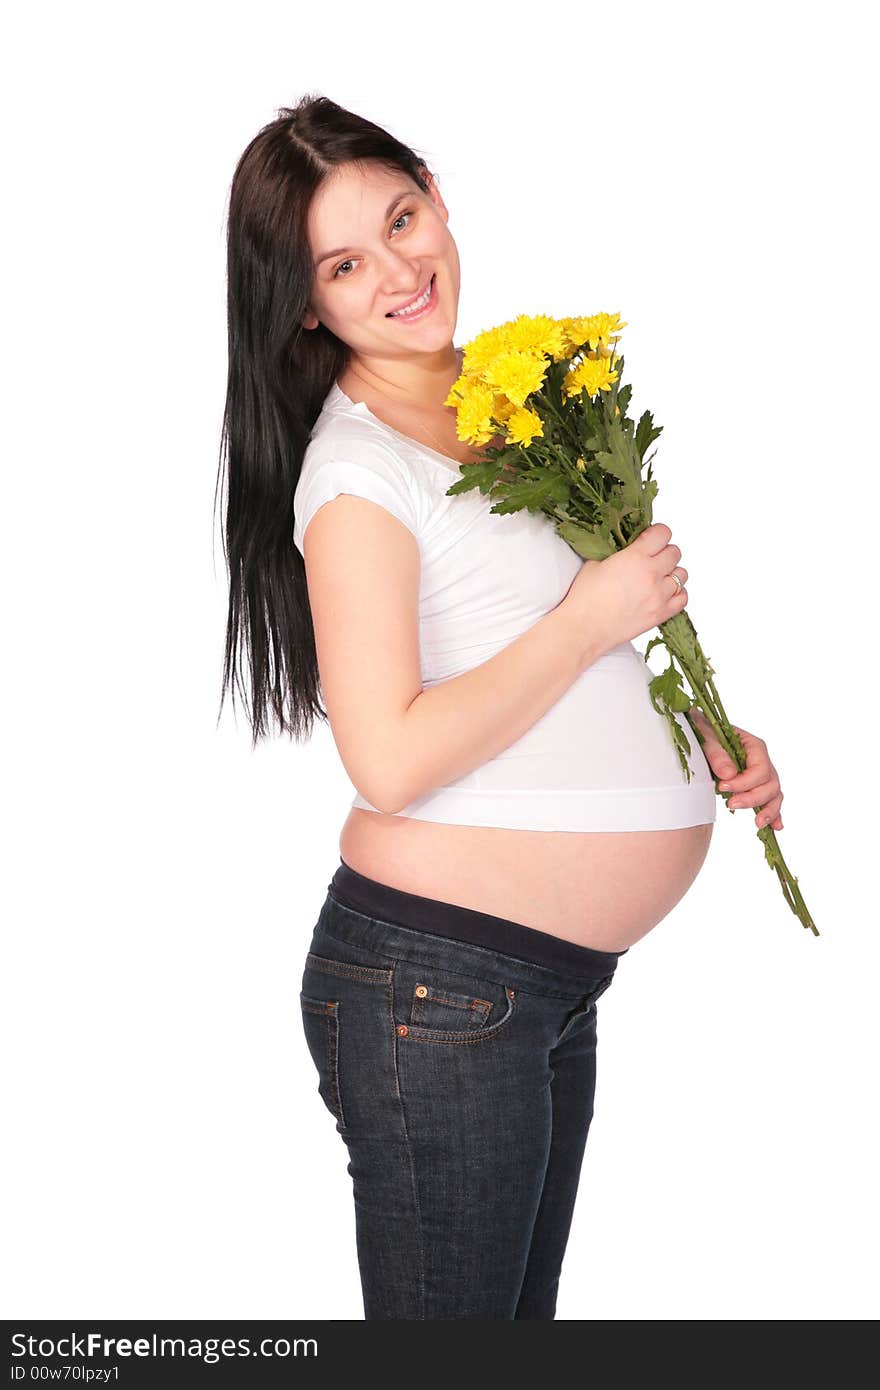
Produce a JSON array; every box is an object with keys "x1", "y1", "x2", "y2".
[
  {"x1": 410, "y1": 986, "x2": 493, "y2": 1029},
  {"x1": 399, "y1": 986, "x2": 518, "y2": 1046},
  {"x1": 299, "y1": 993, "x2": 346, "y2": 1129},
  {"x1": 305, "y1": 951, "x2": 392, "y2": 985},
  {"x1": 325, "y1": 1001, "x2": 344, "y2": 1129}
]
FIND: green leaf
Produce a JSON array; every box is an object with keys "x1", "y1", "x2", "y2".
[
  {"x1": 642, "y1": 476, "x2": 658, "y2": 521},
  {"x1": 594, "y1": 415, "x2": 640, "y2": 499},
  {"x1": 642, "y1": 658, "x2": 697, "y2": 783},
  {"x1": 555, "y1": 519, "x2": 615, "y2": 559},
  {"x1": 635, "y1": 409, "x2": 663, "y2": 464},
  {"x1": 600, "y1": 495, "x2": 640, "y2": 536},
  {"x1": 444, "y1": 459, "x2": 506, "y2": 496},
  {"x1": 648, "y1": 660, "x2": 693, "y2": 715},
  {"x1": 646, "y1": 663, "x2": 695, "y2": 784},
  {"x1": 491, "y1": 471, "x2": 570, "y2": 515}
]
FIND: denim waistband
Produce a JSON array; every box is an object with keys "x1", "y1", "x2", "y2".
[{"x1": 327, "y1": 859, "x2": 627, "y2": 981}]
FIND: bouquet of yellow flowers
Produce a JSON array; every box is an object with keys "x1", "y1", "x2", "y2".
[{"x1": 443, "y1": 312, "x2": 817, "y2": 935}]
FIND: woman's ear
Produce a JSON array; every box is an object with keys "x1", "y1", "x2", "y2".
[{"x1": 422, "y1": 169, "x2": 449, "y2": 223}]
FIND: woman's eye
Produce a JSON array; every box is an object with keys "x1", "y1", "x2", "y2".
[{"x1": 332, "y1": 210, "x2": 414, "y2": 278}]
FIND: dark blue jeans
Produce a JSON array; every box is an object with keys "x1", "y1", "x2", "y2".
[{"x1": 299, "y1": 861, "x2": 627, "y2": 1320}]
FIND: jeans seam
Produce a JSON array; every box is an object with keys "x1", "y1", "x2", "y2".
[
  {"x1": 390, "y1": 960, "x2": 426, "y2": 1318},
  {"x1": 305, "y1": 951, "x2": 393, "y2": 984},
  {"x1": 325, "y1": 1004, "x2": 345, "y2": 1130}
]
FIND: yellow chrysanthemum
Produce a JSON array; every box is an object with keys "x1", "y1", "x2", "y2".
[
  {"x1": 561, "y1": 312, "x2": 627, "y2": 357},
  {"x1": 501, "y1": 313, "x2": 569, "y2": 362},
  {"x1": 459, "y1": 314, "x2": 570, "y2": 372},
  {"x1": 563, "y1": 353, "x2": 619, "y2": 399},
  {"x1": 482, "y1": 350, "x2": 548, "y2": 408},
  {"x1": 447, "y1": 310, "x2": 628, "y2": 435},
  {"x1": 558, "y1": 317, "x2": 592, "y2": 355},
  {"x1": 457, "y1": 324, "x2": 513, "y2": 378},
  {"x1": 585, "y1": 311, "x2": 627, "y2": 350},
  {"x1": 492, "y1": 393, "x2": 518, "y2": 424},
  {"x1": 504, "y1": 406, "x2": 544, "y2": 447},
  {"x1": 444, "y1": 376, "x2": 497, "y2": 445}
]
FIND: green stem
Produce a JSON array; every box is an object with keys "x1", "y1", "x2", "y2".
[{"x1": 657, "y1": 610, "x2": 818, "y2": 936}]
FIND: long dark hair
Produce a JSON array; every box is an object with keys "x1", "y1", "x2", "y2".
[{"x1": 215, "y1": 94, "x2": 432, "y2": 745}]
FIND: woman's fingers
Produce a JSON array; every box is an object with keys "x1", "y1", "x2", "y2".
[
  {"x1": 727, "y1": 785, "x2": 784, "y2": 828},
  {"x1": 691, "y1": 719, "x2": 785, "y2": 830},
  {"x1": 727, "y1": 779, "x2": 782, "y2": 807},
  {"x1": 718, "y1": 762, "x2": 774, "y2": 792},
  {"x1": 753, "y1": 795, "x2": 783, "y2": 829}
]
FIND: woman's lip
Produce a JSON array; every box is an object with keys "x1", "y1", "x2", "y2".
[{"x1": 386, "y1": 273, "x2": 436, "y2": 318}]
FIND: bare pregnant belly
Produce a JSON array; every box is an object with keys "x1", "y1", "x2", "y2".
[{"x1": 338, "y1": 808, "x2": 715, "y2": 953}]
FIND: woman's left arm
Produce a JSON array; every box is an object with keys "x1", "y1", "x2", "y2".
[{"x1": 687, "y1": 708, "x2": 784, "y2": 831}]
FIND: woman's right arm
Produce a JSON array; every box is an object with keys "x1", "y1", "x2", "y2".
[{"x1": 303, "y1": 498, "x2": 687, "y2": 815}]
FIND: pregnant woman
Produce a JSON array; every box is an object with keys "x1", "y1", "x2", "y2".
[{"x1": 219, "y1": 94, "x2": 785, "y2": 1320}]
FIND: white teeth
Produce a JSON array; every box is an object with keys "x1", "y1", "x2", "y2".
[{"x1": 389, "y1": 277, "x2": 433, "y2": 316}]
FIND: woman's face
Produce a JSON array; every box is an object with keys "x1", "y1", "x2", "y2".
[{"x1": 304, "y1": 161, "x2": 460, "y2": 361}]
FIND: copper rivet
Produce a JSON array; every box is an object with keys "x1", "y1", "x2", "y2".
[
  {"x1": 415, "y1": 985, "x2": 428, "y2": 997},
  {"x1": 507, "y1": 988, "x2": 515, "y2": 997},
  {"x1": 397, "y1": 1024, "x2": 408, "y2": 1036}
]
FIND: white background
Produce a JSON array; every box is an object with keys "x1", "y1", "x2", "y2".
[{"x1": 4, "y1": 0, "x2": 877, "y2": 1321}]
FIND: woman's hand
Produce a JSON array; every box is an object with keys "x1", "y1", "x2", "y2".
[{"x1": 688, "y1": 710, "x2": 784, "y2": 831}]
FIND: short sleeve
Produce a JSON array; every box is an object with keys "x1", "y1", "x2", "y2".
[{"x1": 293, "y1": 446, "x2": 420, "y2": 555}]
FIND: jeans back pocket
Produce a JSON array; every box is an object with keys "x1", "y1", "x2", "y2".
[{"x1": 299, "y1": 992, "x2": 345, "y2": 1130}]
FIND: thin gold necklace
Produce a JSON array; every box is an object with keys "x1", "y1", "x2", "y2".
[{"x1": 346, "y1": 352, "x2": 466, "y2": 461}]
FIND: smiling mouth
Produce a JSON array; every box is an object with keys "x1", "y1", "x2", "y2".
[{"x1": 386, "y1": 273, "x2": 436, "y2": 318}]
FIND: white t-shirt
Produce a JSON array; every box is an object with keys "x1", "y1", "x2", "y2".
[{"x1": 293, "y1": 380, "x2": 717, "y2": 832}]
